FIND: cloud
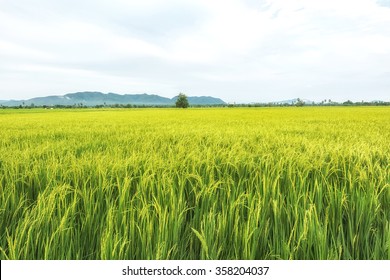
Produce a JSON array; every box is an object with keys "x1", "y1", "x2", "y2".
[{"x1": 1, "y1": 0, "x2": 390, "y2": 102}]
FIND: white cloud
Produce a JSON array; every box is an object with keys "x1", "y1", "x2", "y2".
[{"x1": 0, "y1": 0, "x2": 390, "y2": 102}]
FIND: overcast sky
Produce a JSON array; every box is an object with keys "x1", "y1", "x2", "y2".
[{"x1": 1, "y1": 0, "x2": 390, "y2": 103}]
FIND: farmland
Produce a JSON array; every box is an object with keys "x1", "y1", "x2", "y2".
[{"x1": 0, "y1": 107, "x2": 389, "y2": 259}]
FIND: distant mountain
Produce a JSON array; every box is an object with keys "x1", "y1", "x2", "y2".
[
  {"x1": 370, "y1": 100, "x2": 385, "y2": 103},
  {"x1": 175, "y1": 95, "x2": 226, "y2": 105},
  {"x1": 273, "y1": 98, "x2": 314, "y2": 105},
  {"x1": 0, "y1": 92, "x2": 226, "y2": 107}
]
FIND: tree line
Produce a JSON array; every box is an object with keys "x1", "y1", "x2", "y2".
[{"x1": 1, "y1": 94, "x2": 389, "y2": 109}]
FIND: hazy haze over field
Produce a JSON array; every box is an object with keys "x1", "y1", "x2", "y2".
[{"x1": 1, "y1": 0, "x2": 390, "y2": 103}]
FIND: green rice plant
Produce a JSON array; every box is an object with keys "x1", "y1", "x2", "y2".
[{"x1": 0, "y1": 107, "x2": 389, "y2": 259}]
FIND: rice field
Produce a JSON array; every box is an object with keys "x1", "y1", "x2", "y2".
[{"x1": 0, "y1": 107, "x2": 389, "y2": 260}]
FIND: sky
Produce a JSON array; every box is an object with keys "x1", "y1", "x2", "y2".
[{"x1": 1, "y1": 0, "x2": 390, "y2": 103}]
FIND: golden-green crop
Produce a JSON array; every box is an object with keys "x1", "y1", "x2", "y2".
[{"x1": 0, "y1": 107, "x2": 389, "y2": 259}]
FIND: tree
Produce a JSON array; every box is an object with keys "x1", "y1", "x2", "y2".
[
  {"x1": 295, "y1": 98, "x2": 305, "y2": 107},
  {"x1": 175, "y1": 93, "x2": 189, "y2": 108}
]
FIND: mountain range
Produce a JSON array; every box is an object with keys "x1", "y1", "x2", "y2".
[
  {"x1": 0, "y1": 92, "x2": 226, "y2": 107},
  {"x1": 272, "y1": 98, "x2": 314, "y2": 105}
]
